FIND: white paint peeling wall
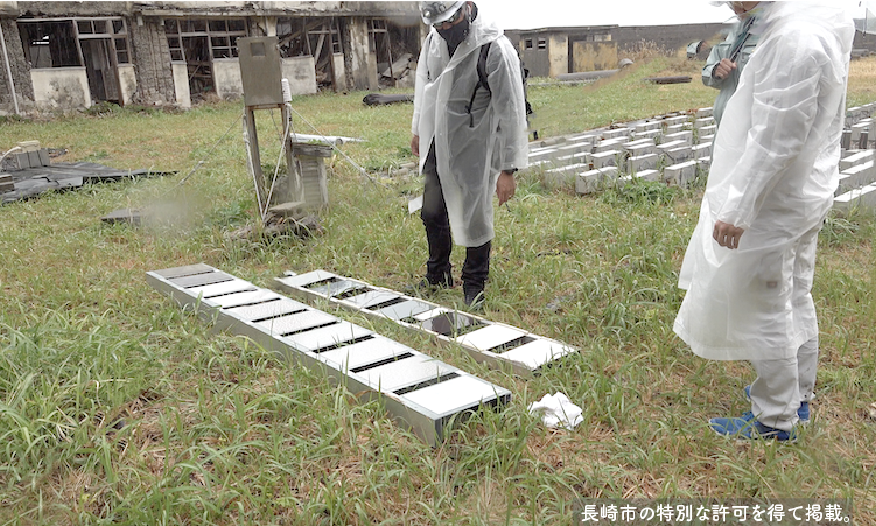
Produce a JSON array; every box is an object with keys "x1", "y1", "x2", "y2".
[{"x1": 30, "y1": 67, "x2": 91, "y2": 110}]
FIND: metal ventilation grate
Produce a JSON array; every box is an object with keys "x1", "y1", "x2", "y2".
[{"x1": 147, "y1": 263, "x2": 511, "y2": 447}]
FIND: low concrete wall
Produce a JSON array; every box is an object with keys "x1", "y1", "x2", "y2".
[
  {"x1": 172, "y1": 62, "x2": 190, "y2": 108},
  {"x1": 31, "y1": 67, "x2": 91, "y2": 110},
  {"x1": 213, "y1": 58, "x2": 243, "y2": 100},
  {"x1": 281, "y1": 56, "x2": 317, "y2": 95},
  {"x1": 118, "y1": 64, "x2": 136, "y2": 105}
]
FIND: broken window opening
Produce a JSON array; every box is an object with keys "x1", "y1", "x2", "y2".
[
  {"x1": 525, "y1": 38, "x2": 533, "y2": 50},
  {"x1": 18, "y1": 21, "x2": 81, "y2": 68},
  {"x1": 537, "y1": 37, "x2": 547, "y2": 50}
]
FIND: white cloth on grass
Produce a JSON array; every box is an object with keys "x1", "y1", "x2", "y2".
[{"x1": 528, "y1": 393, "x2": 583, "y2": 430}]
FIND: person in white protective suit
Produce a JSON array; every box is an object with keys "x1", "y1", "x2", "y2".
[
  {"x1": 410, "y1": 1, "x2": 528, "y2": 309},
  {"x1": 702, "y1": 2, "x2": 760, "y2": 127},
  {"x1": 673, "y1": 1, "x2": 854, "y2": 441}
]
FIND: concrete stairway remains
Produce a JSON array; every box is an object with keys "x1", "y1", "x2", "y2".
[
  {"x1": 272, "y1": 270, "x2": 578, "y2": 377},
  {"x1": 147, "y1": 263, "x2": 511, "y2": 447}
]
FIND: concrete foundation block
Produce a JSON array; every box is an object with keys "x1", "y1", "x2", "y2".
[
  {"x1": 623, "y1": 140, "x2": 657, "y2": 157},
  {"x1": 628, "y1": 153, "x2": 659, "y2": 173},
  {"x1": 635, "y1": 121, "x2": 662, "y2": 134},
  {"x1": 836, "y1": 160, "x2": 876, "y2": 195},
  {"x1": 693, "y1": 117, "x2": 715, "y2": 129},
  {"x1": 631, "y1": 129, "x2": 662, "y2": 142},
  {"x1": 664, "y1": 146, "x2": 693, "y2": 164},
  {"x1": 664, "y1": 115, "x2": 690, "y2": 127},
  {"x1": 634, "y1": 169, "x2": 660, "y2": 182},
  {"x1": 13, "y1": 153, "x2": 30, "y2": 170},
  {"x1": 38, "y1": 149, "x2": 51, "y2": 167},
  {"x1": 544, "y1": 162, "x2": 591, "y2": 186},
  {"x1": 692, "y1": 142, "x2": 712, "y2": 159},
  {"x1": 698, "y1": 124, "x2": 717, "y2": 137},
  {"x1": 663, "y1": 160, "x2": 699, "y2": 188},
  {"x1": 840, "y1": 150, "x2": 874, "y2": 171},
  {"x1": 576, "y1": 167, "x2": 618, "y2": 194},
  {"x1": 833, "y1": 183, "x2": 876, "y2": 212},
  {"x1": 663, "y1": 130, "x2": 693, "y2": 147},
  {"x1": 696, "y1": 107, "x2": 714, "y2": 118},
  {"x1": 601, "y1": 128, "x2": 631, "y2": 141},
  {"x1": 591, "y1": 150, "x2": 621, "y2": 169}
]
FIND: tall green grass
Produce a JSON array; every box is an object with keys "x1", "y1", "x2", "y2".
[{"x1": 0, "y1": 56, "x2": 874, "y2": 525}]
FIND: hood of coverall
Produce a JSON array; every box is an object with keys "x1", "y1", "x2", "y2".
[
  {"x1": 673, "y1": 1, "x2": 855, "y2": 361},
  {"x1": 411, "y1": 7, "x2": 528, "y2": 247}
]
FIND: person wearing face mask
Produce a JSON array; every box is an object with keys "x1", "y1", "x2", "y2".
[
  {"x1": 702, "y1": 2, "x2": 762, "y2": 128},
  {"x1": 410, "y1": 1, "x2": 528, "y2": 310},
  {"x1": 674, "y1": 1, "x2": 854, "y2": 441}
]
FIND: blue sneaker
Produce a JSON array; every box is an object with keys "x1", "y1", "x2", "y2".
[
  {"x1": 743, "y1": 385, "x2": 810, "y2": 423},
  {"x1": 709, "y1": 412, "x2": 797, "y2": 442}
]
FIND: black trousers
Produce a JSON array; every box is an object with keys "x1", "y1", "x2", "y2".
[{"x1": 421, "y1": 142, "x2": 490, "y2": 291}]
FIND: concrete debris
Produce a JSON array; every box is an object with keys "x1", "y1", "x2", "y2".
[{"x1": 363, "y1": 93, "x2": 414, "y2": 106}]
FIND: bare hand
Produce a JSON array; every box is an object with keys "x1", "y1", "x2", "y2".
[
  {"x1": 713, "y1": 58, "x2": 737, "y2": 80},
  {"x1": 713, "y1": 220, "x2": 744, "y2": 249},
  {"x1": 411, "y1": 135, "x2": 420, "y2": 157},
  {"x1": 497, "y1": 171, "x2": 516, "y2": 205}
]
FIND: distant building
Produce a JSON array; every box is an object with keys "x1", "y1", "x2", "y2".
[
  {"x1": 0, "y1": 1, "x2": 424, "y2": 114},
  {"x1": 505, "y1": 22, "x2": 728, "y2": 78},
  {"x1": 505, "y1": 26, "x2": 617, "y2": 78}
]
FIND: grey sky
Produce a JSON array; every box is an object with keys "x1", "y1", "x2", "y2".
[{"x1": 473, "y1": 1, "x2": 872, "y2": 30}]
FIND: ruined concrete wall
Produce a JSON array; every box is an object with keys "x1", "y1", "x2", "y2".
[
  {"x1": 31, "y1": 67, "x2": 91, "y2": 110},
  {"x1": 345, "y1": 18, "x2": 375, "y2": 91},
  {"x1": 118, "y1": 64, "x2": 137, "y2": 105},
  {"x1": 548, "y1": 34, "x2": 568, "y2": 78},
  {"x1": 613, "y1": 23, "x2": 726, "y2": 56},
  {"x1": 18, "y1": 0, "x2": 133, "y2": 16},
  {"x1": 854, "y1": 30, "x2": 876, "y2": 53},
  {"x1": 0, "y1": 0, "x2": 18, "y2": 16},
  {"x1": 0, "y1": 17, "x2": 35, "y2": 113},
  {"x1": 213, "y1": 59, "x2": 242, "y2": 99},
  {"x1": 281, "y1": 56, "x2": 317, "y2": 95},
  {"x1": 172, "y1": 62, "x2": 191, "y2": 107},
  {"x1": 129, "y1": 16, "x2": 177, "y2": 105}
]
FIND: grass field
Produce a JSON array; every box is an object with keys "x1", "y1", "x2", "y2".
[{"x1": 0, "y1": 55, "x2": 874, "y2": 525}]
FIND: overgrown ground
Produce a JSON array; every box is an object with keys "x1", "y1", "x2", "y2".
[{"x1": 0, "y1": 56, "x2": 874, "y2": 525}]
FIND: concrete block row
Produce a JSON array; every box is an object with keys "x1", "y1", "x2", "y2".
[
  {"x1": 834, "y1": 183, "x2": 876, "y2": 212},
  {"x1": 147, "y1": 264, "x2": 512, "y2": 447}
]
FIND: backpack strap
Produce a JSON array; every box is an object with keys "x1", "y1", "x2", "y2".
[{"x1": 468, "y1": 42, "x2": 492, "y2": 127}]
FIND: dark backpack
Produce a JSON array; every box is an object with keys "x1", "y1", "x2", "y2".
[{"x1": 468, "y1": 42, "x2": 535, "y2": 137}]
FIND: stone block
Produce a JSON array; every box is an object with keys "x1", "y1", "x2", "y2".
[
  {"x1": 38, "y1": 149, "x2": 51, "y2": 166},
  {"x1": 833, "y1": 183, "x2": 876, "y2": 213},
  {"x1": 663, "y1": 160, "x2": 699, "y2": 188},
  {"x1": 17, "y1": 140, "x2": 40, "y2": 152},
  {"x1": 27, "y1": 151, "x2": 40, "y2": 168},
  {"x1": 601, "y1": 128, "x2": 630, "y2": 140},
  {"x1": 628, "y1": 153, "x2": 659, "y2": 173},
  {"x1": 692, "y1": 142, "x2": 712, "y2": 159},
  {"x1": 696, "y1": 107, "x2": 714, "y2": 118},
  {"x1": 556, "y1": 152, "x2": 591, "y2": 166},
  {"x1": 591, "y1": 149, "x2": 621, "y2": 169},
  {"x1": 664, "y1": 124, "x2": 685, "y2": 135},
  {"x1": 664, "y1": 115, "x2": 690, "y2": 127},
  {"x1": 634, "y1": 169, "x2": 660, "y2": 182},
  {"x1": 840, "y1": 150, "x2": 875, "y2": 171},
  {"x1": 693, "y1": 117, "x2": 715, "y2": 129},
  {"x1": 635, "y1": 121, "x2": 662, "y2": 134},
  {"x1": 836, "y1": 161, "x2": 876, "y2": 195},
  {"x1": 576, "y1": 167, "x2": 618, "y2": 194},
  {"x1": 851, "y1": 120, "x2": 872, "y2": 143},
  {"x1": 699, "y1": 134, "x2": 715, "y2": 144},
  {"x1": 697, "y1": 157, "x2": 712, "y2": 178},
  {"x1": 626, "y1": 143, "x2": 656, "y2": 157},
  {"x1": 656, "y1": 140, "x2": 688, "y2": 154},
  {"x1": 594, "y1": 139, "x2": 625, "y2": 153},
  {"x1": 698, "y1": 124, "x2": 717, "y2": 137},
  {"x1": 13, "y1": 152, "x2": 30, "y2": 170},
  {"x1": 664, "y1": 146, "x2": 693, "y2": 164},
  {"x1": 631, "y1": 129, "x2": 662, "y2": 142},
  {"x1": 663, "y1": 130, "x2": 693, "y2": 147},
  {"x1": 544, "y1": 162, "x2": 591, "y2": 186}
]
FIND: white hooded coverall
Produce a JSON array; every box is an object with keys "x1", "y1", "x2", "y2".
[
  {"x1": 411, "y1": 10, "x2": 528, "y2": 248},
  {"x1": 673, "y1": 2, "x2": 854, "y2": 429}
]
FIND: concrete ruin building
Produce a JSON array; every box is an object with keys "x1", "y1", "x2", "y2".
[{"x1": 0, "y1": 1, "x2": 424, "y2": 114}]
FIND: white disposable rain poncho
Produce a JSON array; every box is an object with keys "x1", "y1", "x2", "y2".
[
  {"x1": 411, "y1": 11, "x2": 528, "y2": 247},
  {"x1": 673, "y1": 2, "x2": 855, "y2": 361}
]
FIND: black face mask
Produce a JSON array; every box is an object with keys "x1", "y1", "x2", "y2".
[{"x1": 437, "y1": 15, "x2": 470, "y2": 56}]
